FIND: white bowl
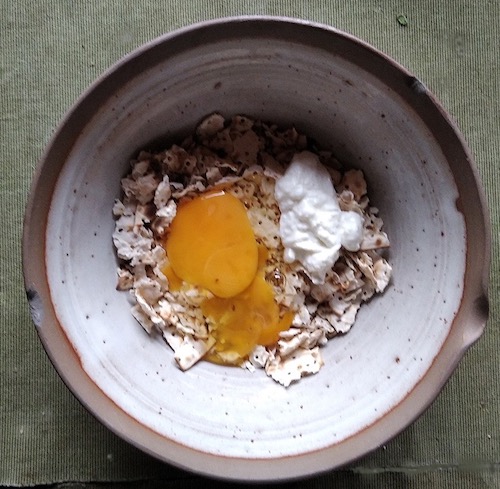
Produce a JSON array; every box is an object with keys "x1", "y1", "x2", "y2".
[{"x1": 23, "y1": 16, "x2": 490, "y2": 481}]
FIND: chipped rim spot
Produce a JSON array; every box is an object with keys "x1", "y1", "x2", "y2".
[
  {"x1": 26, "y1": 287, "x2": 44, "y2": 329},
  {"x1": 406, "y1": 76, "x2": 427, "y2": 95}
]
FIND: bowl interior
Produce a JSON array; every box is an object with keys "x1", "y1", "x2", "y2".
[{"x1": 25, "y1": 18, "x2": 488, "y2": 481}]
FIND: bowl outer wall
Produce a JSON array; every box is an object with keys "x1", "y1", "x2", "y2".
[{"x1": 22, "y1": 16, "x2": 490, "y2": 481}]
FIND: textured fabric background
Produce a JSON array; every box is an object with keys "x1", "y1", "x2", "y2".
[{"x1": 1, "y1": 1, "x2": 499, "y2": 487}]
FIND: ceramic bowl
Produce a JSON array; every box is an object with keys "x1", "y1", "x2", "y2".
[{"x1": 23, "y1": 17, "x2": 490, "y2": 481}]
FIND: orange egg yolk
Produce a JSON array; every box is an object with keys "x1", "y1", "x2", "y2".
[
  {"x1": 166, "y1": 190, "x2": 258, "y2": 298},
  {"x1": 165, "y1": 190, "x2": 293, "y2": 364}
]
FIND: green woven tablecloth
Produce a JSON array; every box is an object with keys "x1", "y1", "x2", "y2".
[{"x1": 1, "y1": 1, "x2": 499, "y2": 487}]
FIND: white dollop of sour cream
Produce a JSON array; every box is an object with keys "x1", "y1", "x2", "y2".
[{"x1": 275, "y1": 151, "x2": 363, "y2": 284}]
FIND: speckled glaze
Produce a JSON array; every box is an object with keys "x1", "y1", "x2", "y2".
[{"x1": 23, "y1": 17, "x2": 490, "y2": 481}]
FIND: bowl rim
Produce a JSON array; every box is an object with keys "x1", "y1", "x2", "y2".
[{"x1": 22, "y1": 15, "x2": 491, "y2": 481}]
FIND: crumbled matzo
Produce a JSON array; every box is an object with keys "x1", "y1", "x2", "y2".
[{"x1": 112, "y1": 114, "x2": 392, "y2": 387}]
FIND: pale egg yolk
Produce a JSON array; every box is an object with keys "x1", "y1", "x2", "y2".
[
  {"x1": 165, "y1": 190, "x2": 293, "y2": 364},
  {"x1": 201, "y1": 271, "x2": 294, "y2": 363}
]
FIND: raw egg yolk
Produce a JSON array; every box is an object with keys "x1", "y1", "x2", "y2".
[
  {"x1": 166, "y1": 191, "x2": 258, "y2": 298},
  {"x1": 165, "y1": 190, "x2": 293, "y2": 364},
  {"x1": 201, "y1": 272, "x2": 295, "y2": 363}
]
